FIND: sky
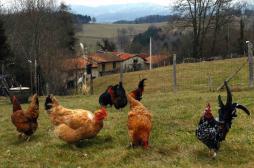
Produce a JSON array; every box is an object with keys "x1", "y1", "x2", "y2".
[{"x1": 61, "y1": 0, "x2": 174, "y2": 7}]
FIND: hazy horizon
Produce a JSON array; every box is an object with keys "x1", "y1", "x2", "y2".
[{"x1": 61, "y1": 0, "x2": 173, "y2": 7}]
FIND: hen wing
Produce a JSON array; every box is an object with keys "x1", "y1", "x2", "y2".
[{"x1": 11, "y1": 111, "x2": 31, "y2": 133}]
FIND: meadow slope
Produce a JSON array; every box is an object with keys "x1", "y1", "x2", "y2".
[
  {"x1": 76, "y1": 22, "x2": 167, "y2": 51},
  {"x1": 0, "y1": 57, "x2": 254, "y2": 167}
]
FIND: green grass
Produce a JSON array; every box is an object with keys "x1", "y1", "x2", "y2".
[
  {"x1": 1, "y1": 57, "x2": 254, "y2": 167},
  {"x1": 76, "y1": 23, "x2": 167, "y2": 51}
]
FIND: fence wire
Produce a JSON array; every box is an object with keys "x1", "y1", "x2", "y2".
[{"x1": 172, "y1": 56, "x2": 249, "y2": 92}]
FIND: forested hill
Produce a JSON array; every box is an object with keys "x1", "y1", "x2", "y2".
[
  {"x1": 113, "y1": 15, "x2": 179, "y2": 24},
  {"x1": 71, "y1": 13, "x2": 93, "y2": 24}
]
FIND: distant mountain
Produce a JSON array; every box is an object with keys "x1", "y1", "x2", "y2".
[{"x1": 70, "y1": 3, "x2": 172, "y2": 23}]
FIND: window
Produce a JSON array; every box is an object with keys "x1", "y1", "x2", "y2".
[
  {"x1": 133, "y1": 59, "x2": 138, "y2": 63},
  {"x1": 102, "y1": 63, "x2": 105, "y2": 72},
  {"x1": 113, "y1": 62, "x2": 116, "y2": 69}
]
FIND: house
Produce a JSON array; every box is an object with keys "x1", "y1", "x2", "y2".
[
  {"x1": 136, "y1": 53, "x2": 149, "y2": 59},
  {"x1": 145, "y1": 55, "x2": 171, "y2": 68},
  {"x1": 90, "y1": 52, "x2": 122, "y2": 76},
  {"x1": 62, "y1": 57, "x2": 98, "y2": 89},
  {"x1": 117, "y1": 53, "x2": 146, "y2": 72}
]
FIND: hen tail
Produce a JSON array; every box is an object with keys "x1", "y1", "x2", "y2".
[
  {"x1": 54, "y1": 124, "x2": 83, "y2": 144},
  {"x1": 27, "y1": 94, "x2": 39, "y2": 114},
  {"x1": 12, "y1": 96, "x2": 22, "y2": 112}
]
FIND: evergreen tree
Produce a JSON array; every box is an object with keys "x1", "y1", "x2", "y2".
[
  {"x1": 0, "y1": 19, "x2": 12, "y2": 63},
  {"x1": 58, "y1": 3, "x2": 76, "y2": 54}
]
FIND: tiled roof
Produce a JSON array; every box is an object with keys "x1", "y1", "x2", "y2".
[
  {"x1": 112, "y1": 52, "x2": 146, "y2": 61},
  {"x1": 135, "y1": 53, "x2": 149, "y2": 59},
  {"x1": 118, "y1": 53, "x2": 135, "y2": 60},
  {"x1": 62, "y1": 57, "x2": 98, "y2": 71},
  {"x1": 145, "y1": 55, "x2": 170, "y2": 64},
  {"x1": 90, "y1": 52, "x2": 122, "y2": 63}
]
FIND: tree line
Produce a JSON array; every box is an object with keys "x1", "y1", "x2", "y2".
[
  {"x1": 113, "y1": 15, "x2": 179, "y2": 24},
  {"x1": 72, "y1": 14, "x2": 96, "y2": 24}
]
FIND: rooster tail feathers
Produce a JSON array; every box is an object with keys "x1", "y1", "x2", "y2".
[
  {"x1": 218, "y1": 95, "x2": 224, "y2": 108},
  {"x1": 224, "y1": 81, "x2": 232, "y2": 106},
  {"x1": 235, "y1": 104, "x2": 250, "y2": 115},
  {"x1": 218, "y1": 81, "x2": 233, "y2": 108},
  {"x1": 12, "y1": 96, "x2": 22, "y2": 112},
  {"x1": 119, "y1": 81, "x2": 123, "y2": 88},
  {"x1": 138, "y1": 78, "x2": 147, "y2": 90}
]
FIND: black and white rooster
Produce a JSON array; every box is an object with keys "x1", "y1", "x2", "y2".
[{"x1": 196, "y1": 81, "x2": 250, "y2": 158}]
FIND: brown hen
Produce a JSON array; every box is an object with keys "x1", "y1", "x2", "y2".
[
  {"x1": 45, "y1": 95, "x2": 108, "y2": 144},
  {"x1": 11, "y1": 94, "x2": 39, "y2": 141},
  {"x1": 127, "y1": 93, "x2": 152, "y2": 149}
]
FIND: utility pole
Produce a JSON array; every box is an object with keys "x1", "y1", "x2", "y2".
[
  {"x1": 150, "y1": 37, "x2": 152, "y2": 70},
  {"x1": 247, "y1": 41, "x2": 253, "y2": 88}
]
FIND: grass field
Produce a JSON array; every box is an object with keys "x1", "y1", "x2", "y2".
[
  {"x1": 1, "y1": 58, "x2": 254, "y2": 167},
  {"x1": 76, "y1": 22, "x2": 167, "y2": 51}
]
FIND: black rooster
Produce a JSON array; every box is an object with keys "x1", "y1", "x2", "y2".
[
  {"x1": 196, "y1": 81, "x2": 250, "y2": 158},
  {"x1": 99, "y1": 82, "x2": 128, "y2": 109}
]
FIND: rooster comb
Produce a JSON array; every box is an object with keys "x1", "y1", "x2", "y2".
[{"x1": 205, "y1": 103, "x2": 211, "y2": 112}]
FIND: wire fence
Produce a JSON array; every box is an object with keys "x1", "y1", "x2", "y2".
[{"x1": 172, "y1": 56, "x2": 250, "y2": 93}]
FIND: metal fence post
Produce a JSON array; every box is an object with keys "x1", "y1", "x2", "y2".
[
  {"x1": 247, "y1": 41, "x2": 253, "y2": 88},
  {"x1": 173, "y1": 54, "x2": 177, "y2": 92}
]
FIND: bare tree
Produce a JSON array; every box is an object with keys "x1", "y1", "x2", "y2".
[
  {"x1": 117, "y1": 28, "x2": 130, "y2": 51},
  {"x1": 3, "y1": 0, "x2": 76, "y2": 94},
  {"x1": 211, "y1": 0, "x2": 233, "y2": 56},
  {"x1": 174, "y1": 0, "x2": 232, "y2": 58}
]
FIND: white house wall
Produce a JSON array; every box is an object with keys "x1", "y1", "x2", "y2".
[{"x1": 122, "y1": 57, "x2": 145, "y2": 72}]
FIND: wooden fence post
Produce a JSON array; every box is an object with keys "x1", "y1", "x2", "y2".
[
  {"x1": 120, "y1": 62, "x2": 123, "y2": 83},
  {"x1": 208, "y1": 73, "x2": 213, "y2": 91},
  {"x1": 173, "y1": 54, "x2": 177, "y2": 92},
  {"x1": 247, "y1": 41, "x2": 253, "y2": 88}
]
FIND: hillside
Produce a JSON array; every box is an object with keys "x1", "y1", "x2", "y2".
[
  {"x1": 76, "y1": 22, "x2": 167, "y2": 52},
  {"x1": 0, "y1": 57, "x2": 254, "y2": 167}
]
